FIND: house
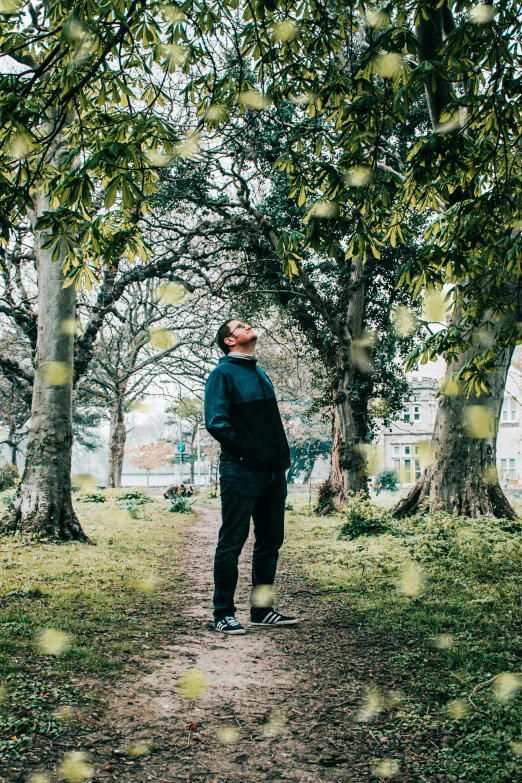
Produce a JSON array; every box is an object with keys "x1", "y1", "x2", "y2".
[
  {"x1": 381, "y1": 377, "x2": 438, "y2": 484},
  {"x1": 381, "y1": 375, "x2": 521, "y2": 487}
]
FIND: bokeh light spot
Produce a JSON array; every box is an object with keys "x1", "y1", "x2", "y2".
[
  {"x1": 446, "y1": 699, "x2": 469, "y2": 719},
  {"x1": 175, "y1": 668, "x2": 210, "y2": 699},
  {"x1": 373, "y1": 759, "x2": 400, "y2": 779},
  {"x1": 493, "y1": 673, "x2": 522, "y2": 704},
  {"x1": 38, "y1": 361, "x2": 72, "y2": 386},
  {"x1": 37, "y1": 629, "x2": 72, "y2": 656},
  {"x1": 462, "y1": 406, "x2": 495, "y2": 439},
  {"x1": 250, "y1": 584, "x2": 275, "y2": 608},
  {"x1": 398, "y1": 561, "x2": 425, "y2": 597},
  {"x1": 219, "y1": 726, "x2": 241, "y2": 744},
  {"x1": 58, "y1": 752, "x2": 93, "y2": 783},
  {"x1": 149, "y1": 328, "x2": 177, "y2": 350}
]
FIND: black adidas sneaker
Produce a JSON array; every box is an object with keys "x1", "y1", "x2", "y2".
[
  {"x1": 250, "y1": 609, "x2": 300, "y2": 627},
  {"x1": 214, "y1": 616, "x2": 246, "y2": 635}
]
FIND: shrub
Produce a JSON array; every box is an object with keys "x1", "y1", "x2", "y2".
[
  {"x1": 338, "y1": 492, "x2": 391, "y2": 540},
  {"x1": 2, "y1": 491, "x2": 15, "y2": 508},
  {"x1": 117, "y1": 489, "x2": 153, "y2": 505},
  {"x1": 169, "y1": 495, "x2": 193, "y2": 514},
  {"x1": 374, "y1": 470, "x2": 399, "y2": 494},
  {"x1": 78, "y1": 492, "x2": 106, "y2": 503},
  {"x1": 0, "y1": 463, "x2": 19, "y2": 491},
  {"x1": 117, "y1": 490, "x2": 154, "y2": 519}
]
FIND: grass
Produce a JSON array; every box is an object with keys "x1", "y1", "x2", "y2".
[
  {"x1": 283, "y1": 488, "x2": 522, "y2": 783},
  {"x1": 0, "y1": 489, "x2": 190, "y2": 765},
  {"x1": 4, "y1": 480, "x2": 520, "y2": 780}
]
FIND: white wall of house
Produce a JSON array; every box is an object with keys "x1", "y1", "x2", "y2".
[
  {"x1": 381, "y1": 376, "x2": 438, "y2": 484},
  {"x1": 381, "y1": 371, "x2": 522, "y2": 487}
]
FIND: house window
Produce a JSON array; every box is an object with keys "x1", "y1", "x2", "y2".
[
  {"x1": 404, "y1": 445, "x2": 411, "y2": 456},
  {"x1": 413, "y1": 405, "x2": 421, "y2": 421},
  {"x1": 415, "y1": 460, "x2": 421, "y2": 480},
  {"x1": 403, "y1": 459, "x2": 411, "y2": 482},
  {"x1": 393, "y1": 445, "x2": 400, "y2": 456},
  {"x1": 500, "y1": 458, "x2": 517, "y2": 479},
  {"x1": 393, "y1": 459, "x2": 400, "y2": 474},
  {"x1": 502, "y1": 398, "x2": 517, "y2": 422},
  {"x1": 403, "y1": 405, "x2": 411, "y2": 422},
  {"x1": 414, "y1": 445, "x2": 420, "y2": 455}
]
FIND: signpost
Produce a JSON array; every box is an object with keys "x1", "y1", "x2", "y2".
[{"x1": 177, "y1": 442, "x2": 185, "y2": 482}]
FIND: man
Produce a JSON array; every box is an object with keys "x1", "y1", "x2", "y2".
[{"x1": 204, "y1": 319, "x2": 300, "y2": 635}]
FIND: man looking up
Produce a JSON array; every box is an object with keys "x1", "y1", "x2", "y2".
[{"x1": 204, "y1": 319, "x2": 300, "y2": 635}]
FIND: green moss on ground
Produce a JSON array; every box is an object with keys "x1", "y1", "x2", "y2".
[
  {"x1": 284, "y1": 489, "x2": 522, "y2": 783},
  {"x1": 0, "y1": 489, "x2": 190, "y2": 762}
]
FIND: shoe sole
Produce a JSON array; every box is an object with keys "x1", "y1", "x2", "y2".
[
  {"x1": 250, "y1": 619, "x2": 300, "y2": 626},
  {"x1": 214, "y1": 627, "x2": 246, "y2": 635}
]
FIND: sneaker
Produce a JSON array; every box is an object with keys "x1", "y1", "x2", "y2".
[
  {"x1": 250, "y1": 609, "x2": 300, "y2": 627},
  {"x1": 214, "y1": 616, "x2": 246, "y2": 635}
]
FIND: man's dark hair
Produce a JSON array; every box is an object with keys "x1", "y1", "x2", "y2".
[{"x1": 216, "y1": 319, "x2": 236, "y2": 354}]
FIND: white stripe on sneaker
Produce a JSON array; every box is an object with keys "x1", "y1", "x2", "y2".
[{"x1": 251, "y1": 609, "x2": 300, "y2": 627}]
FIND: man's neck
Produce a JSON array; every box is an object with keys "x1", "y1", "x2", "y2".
[{"x1": 228, "y1": 351, "x2": 257, "y2": 360}]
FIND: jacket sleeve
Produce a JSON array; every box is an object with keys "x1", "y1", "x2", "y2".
[{"x1": 204, "y1": 369, "x2": 249, "y2": 455}]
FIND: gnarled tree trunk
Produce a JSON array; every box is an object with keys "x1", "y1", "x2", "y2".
[
  {"x1": 1, "y1": 166, "x2": 87, "y2": 540},
  {"x1": 393, "y1": 343, "x2": 516, "y2": 519},
  {"x1": 316, "y1": 255, "x2": 369, "y2": 513},
  {"x1": 106, "y1": 393, "x2": 126, "y2": 488},
  {"x1": 392, "y1": 3, "x2": 516, "y2": 520}
]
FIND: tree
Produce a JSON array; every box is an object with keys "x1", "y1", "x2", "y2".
[
  {"x1": 78, "y1": 280, "x2": 207, "y2": 488},
  {"x1": 0, "y1": 374, "x2": 30, "y2": 467},
  {"x1": 184, "y1": 0, "x2": 522, "y2": 517},
  {"x1": 127, "y1": 441, "x2": 174, "y2": 488},
  {"x1": 167, "y1": 397, "x2": 205, "y2": 484},
  {"x1": 250, "y1": 326, "x2": 331, "y2": 483},
  {"x1": 374, "y1": 470, "x2": 399, "y2": 495},
  {"x1": 0, "y1": 0, "x2": 198, "y2": 538},
  {"x1": 0, "y1": 164, "x2": 265, "y2": 499},
  {"x1": 155, "y1": 130, "x2": 418, "y2": 510},
  {"x1": 1, "y1": 140, "x2": 88, "y2": 540}
]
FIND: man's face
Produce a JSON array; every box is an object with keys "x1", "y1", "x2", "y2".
[{"x1": 225, "y1": 320, "x2": 257, "y2": 351}]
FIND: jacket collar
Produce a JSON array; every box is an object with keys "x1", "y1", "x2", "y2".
[{"x1": 218, "y1": 354, "x2": 258, "y2": 365}]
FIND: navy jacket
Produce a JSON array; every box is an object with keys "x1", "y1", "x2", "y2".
[{"x1": 204, "y1": 355, "x2": 290, "y2": 471}]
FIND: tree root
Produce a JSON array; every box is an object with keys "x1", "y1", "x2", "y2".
[
  {"x1": 392, "y1": 473, "x2": 517, "y2": 520},
  {"x1": 0, "y1": 491, "x2": 88, "y2": 542}
]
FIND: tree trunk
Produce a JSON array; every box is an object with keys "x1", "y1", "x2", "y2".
[
  {"x1": 1, "y1": 166, "x2": 87, "y2": 540},
  {"x1": 106, "y1": 394, "x2": 126, "y2": 488},
  {"x1": 317, "y1": 255, "x2": 369, "y2": 514},
  {"x1": 392, "y1": 4, "x2": 516, "y2": 520},
  {"x1": 393, "y1": 344, "x2": 516, "y2": 519},
  {"x1": 286, "y1": 457, "x2": 298, "y2": 484}
]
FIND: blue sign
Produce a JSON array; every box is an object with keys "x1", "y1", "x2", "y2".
[{"x1": 176, "y1": 443, "x2": 185, "y2": 453}]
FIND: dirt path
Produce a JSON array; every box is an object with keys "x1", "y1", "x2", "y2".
[{"x1": 86, "y1": 508, "x2": 440, "y2": 783}]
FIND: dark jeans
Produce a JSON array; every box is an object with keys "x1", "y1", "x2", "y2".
[{"x1": 214, "y1": 461, "x2": 287, "y2": 619}]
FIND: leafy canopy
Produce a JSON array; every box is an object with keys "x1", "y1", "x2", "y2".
[
  {"x1": 182, "y1": 0, "x2": 522, "y2": 391},
  {"x1": 0, "y1": 0, "x2": 199, "y2": 287}
]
